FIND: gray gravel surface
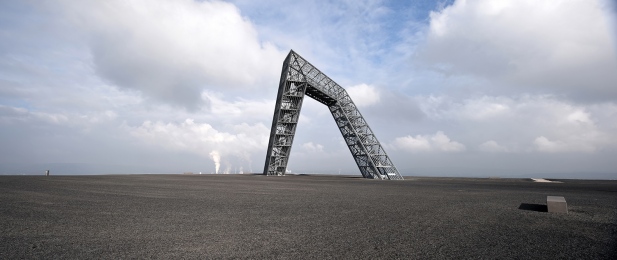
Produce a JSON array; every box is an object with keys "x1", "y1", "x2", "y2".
[{"x1": 1, "y1": 174, "x2": 616, "y2": 259}]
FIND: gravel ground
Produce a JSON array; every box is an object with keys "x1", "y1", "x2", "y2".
[{"x1": 1, "y1": 174, "x2": 615, "y2": 259}]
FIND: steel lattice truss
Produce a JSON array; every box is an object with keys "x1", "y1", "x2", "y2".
[{"x1": 263, "y1": 50, "x2": 403, "y2": 180}]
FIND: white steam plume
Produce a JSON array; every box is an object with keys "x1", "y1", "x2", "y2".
[
  {"x1": 209, "y1": 150, "x2": 220, "y2": 174},
  {"x1": 223, "y1": 161, "x2": 231, "y2": 174}
]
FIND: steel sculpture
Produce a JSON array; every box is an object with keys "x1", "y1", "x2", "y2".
[{"x1": 263, "y1": 50, "x2": 403, "y2": 180}]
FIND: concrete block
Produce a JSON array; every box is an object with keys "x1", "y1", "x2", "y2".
[{"x1": 547, "y1": 196, "x2": 568, "y2": 213}]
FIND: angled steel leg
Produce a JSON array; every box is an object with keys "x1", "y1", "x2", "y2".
[{"x1": 263, "y1": 55, "x2": 308, "y2": 175}]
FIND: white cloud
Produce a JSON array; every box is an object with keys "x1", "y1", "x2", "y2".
[
  {"x1": 478, "y1": 140, "x2": 509, "y2": 153},
  {"x1": 3, "y1": 1, "x2": 617, "y2": 178},
  {"x1": 529, "y1": 105, "x2": 610, "y2": 153},
  {"x1": 392, "y1": 131, "x2": 466, "y2": 152},
  {"x1": 128, "y1": 118, "x2": 269, "y2": 164},
  {"x1": 532, "y1": 135, "x2": 600, "y2": 153},
  {"x1": 302, "y1": 142, "x2": 324, "y2": 153},
  {"x1": 415, "y1": 94, "x2": 617, "y2": 153},
  {"x1": 417, "y1": 95, "x2": 512, "y2": 121},
  {"x1": 0, "y1": 106, "x2": 30, "y2": 124},
  {"x1": 393, "y1": 135, "x2": 431, "y2": 152},
  {"x1": 526, "y1": 103, "x2": 612, "y2": 153},
  {"x1": 418, "y1": 0, "x2": 617, "y2": 101},
  {"x1": 225, "y1": 0, "x2": 401, "y2": 86},
  {"x1": 202, "y1": 91, "x2": 274, "y2": 124},
  {"x1": 346, "y1": 83, "x2": 381, "y2": 107},
  {"x1": 52, "y1": 0, "x2": 285, "y2": 110},
  {"x1": 0, "y1": 104, "x2": 117, "y2": 127}
]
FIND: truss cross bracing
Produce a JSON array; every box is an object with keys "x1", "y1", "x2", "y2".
[{"x1": 263, "y1": 50, "x2": 403, "y2": 180}]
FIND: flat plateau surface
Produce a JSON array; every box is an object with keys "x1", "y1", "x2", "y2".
[{"x1": 1, "y1": 174, "x2": 616, "y2": 259}]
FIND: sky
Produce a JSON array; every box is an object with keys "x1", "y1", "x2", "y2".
[{"x1": 1, "y1": 0, "x2": 616, "y2": 179}]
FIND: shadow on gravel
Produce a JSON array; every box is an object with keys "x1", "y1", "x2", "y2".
[{"x1": 519, "y1": 203, "x2": 548, "y2": 212}]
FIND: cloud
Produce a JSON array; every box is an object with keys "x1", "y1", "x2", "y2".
[
  {"x1": 52, "y1": 0, "x2": 285, "y2": 110},
  {"x1": 301, "y1": 142, "x2": 324, "y2": 153},
  {"x1": 417, "y1": 95, "x2": 512, "y2": 121},
  {"x1": 533, "y1": 136, "x2": 593, "y2": 153},
  {"x1": 392, "y1": 131, "x2": 466, "y2": 152},
  {"x1": 3, "y1": 0, "x2": 617, "y2": 178},
  {"x1": 415, "y1": 94, "x2": 617, "y2": 153},
  {"x1": 478, "y1": 140, "x2": 509, "y2": 153},
  {"x1": 357, "y1": 90, "x2": 424, "y2": 129},
  {"x1": 0, "y1": 106, "x2": 30, "y2": 124},
  {"x1": 0, "y1": 104, "x2": 118, "y2": 127},
  {"x1": 417, "y1": 0, "x2": 617, "y2": 101},
  {"x1": 529, "y1": 106, "x2": 608, "y2": 153},
  {"x1": 128, "y1": 118, "x2": 269, "y2": 164},
  {"x1": 346, "y1": 83, "x2": 381, "y2": 107},
  {"x1": 225, "y1": 0, "x2": 399, "y2": 84},
  {"x1": 202, "y1": 91, "x2": 274, "y2": 125}
]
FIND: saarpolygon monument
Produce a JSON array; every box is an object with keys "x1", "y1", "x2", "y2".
[{"x1": 263, "y1": 50, "x2": 403, "y2": 180}]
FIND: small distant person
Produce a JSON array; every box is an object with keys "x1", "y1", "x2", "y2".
[{"x1": 46, "y1": 170, "x2": 50, "y2": 176}]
